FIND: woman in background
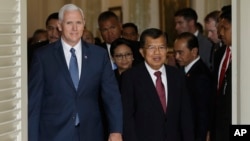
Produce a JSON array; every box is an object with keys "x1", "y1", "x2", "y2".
[{"x1": 110, "y1": 38, "x2": 134, "y2": 87}]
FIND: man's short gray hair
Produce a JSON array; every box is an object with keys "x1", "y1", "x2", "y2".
[{"x1": 58, "y1": 4, "x2": 84, "y2": 22}]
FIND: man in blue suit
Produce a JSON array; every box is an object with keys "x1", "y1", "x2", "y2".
[{"x1": 28, "y1": 4, "x2": 123, "y2": 141}]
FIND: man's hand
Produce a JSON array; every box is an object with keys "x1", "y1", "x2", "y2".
[{"x1": 108, "y1": 133, "x2": 122, "y2": 141}]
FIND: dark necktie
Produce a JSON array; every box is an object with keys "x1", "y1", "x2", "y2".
[
  {"x1": 69, "y1": 48, "x2": 79, "y2": 90},
  {"x1": 69, "y1": 48, "x2": 80, "y2": 125},
  {"x1": 154, "y1": 71, "x2": 166, "y2": 113},
  {"x1": 218, "y1": 47, "x2": 231, "y2": 92}
]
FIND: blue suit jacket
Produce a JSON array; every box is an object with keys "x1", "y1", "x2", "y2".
[{"x1": 28, "y1": 39, "x2": 123, "y2": 141}]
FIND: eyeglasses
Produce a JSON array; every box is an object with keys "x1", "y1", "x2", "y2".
[
  {"x1": 145, "y1": 45, "x2": 167, "y2": 52},
  {"x1": 114, "y1": 53, "x2": 133, "y2": 60}
]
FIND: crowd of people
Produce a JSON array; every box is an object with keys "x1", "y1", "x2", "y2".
[{"x1": 28, "y1": 3, "x2": 232, "y2": 141}]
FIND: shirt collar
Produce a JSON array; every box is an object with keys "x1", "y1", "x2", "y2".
[
  {"x1": 145, "y1": 62, "x2": 166, "y2": 76},
  {"x1": 194, "y1": 30, "x2": 199, "y2": 37},
  {"x1": 61, "y1": 38, "x2": 81, "y2": 52},
  {"x1": 185, "y1": 56, "x2": 200, "y2": 73}
]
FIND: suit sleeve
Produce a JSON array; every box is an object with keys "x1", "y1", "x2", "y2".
[
  {"x1": 180, "y1": 74, "x2": 195, "y2": 141},
  {"x1": 194, "y1": 75, "x2": 212, "y2": 141},
  {"x1": 28, "y1": 52, "x2": 44, "y2": 141},
  {"x1": 120, "y1": 71, "x2": 137, "y2": 141},
  {"x1": 100, "y1": 52, "x2": 123, "y2": 133}
]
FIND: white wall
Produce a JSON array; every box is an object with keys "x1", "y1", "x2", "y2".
[
  {"x1": 233, "y1": 0, "x2": 250, "y2": 124},
  {"x1": 192, "y1": 0, "x2": 231, "y2": 26}
]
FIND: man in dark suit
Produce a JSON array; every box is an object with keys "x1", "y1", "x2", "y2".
[
  {"x1": 28, "y1": 4, "x2": 122, "y2": 141},
  {"x1": 98, "y1": 11, "x2": 143, "y2": 69},
  {"x1": 121, "y1": 28, "x2": 194, "y2": 141},
  {"x1": 174, "y1": 8, "x2": 213, "y2": 69},
  {"x1": 204, "y1": 10, "x2": 225, "y2": 72},
  {"x1": 174, "y1": 32, "x2": 212, "y2": 141},
  {"x1": 28, "y1": 12, "x2": 61, "y2": 71},
  {"x1": 122, "y1": 22, "x2": 139, "y2": 41},
  {"x1": 210, "y1": 5, "x2": 232, "y2": 141}
]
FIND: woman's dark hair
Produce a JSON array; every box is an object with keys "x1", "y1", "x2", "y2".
[{"x1": 110, "y1": 38, "x2": 133, "y2": 57}]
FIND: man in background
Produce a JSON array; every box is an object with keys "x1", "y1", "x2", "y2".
[
  {"x1": 174, "y1": 32, "x2": 212, "y2": 141},
  {"x1": 98, "y1": 11, "x2": 143, "y2": 69},
  {"x1": 204, "y1": 10, "x2": 225, "y2": 71},
  {"x1": 174, "y1": 8, "x2": 212, "y2": 69},
  {"x1": 122, "y1": 22, "x2": 139, "y2": 41},
  {"x1": 45, "y1": 12, "x2": 61, "y2": 43},
  {"x1": 28, "y1": 12, "x2": 61, "y2": 70},
  {"x1": 210, "y1": 5, "x2": 232, "y2": 141},
  {"x1": 82, "y1": 29, "x2": 95, "y2": 44}
]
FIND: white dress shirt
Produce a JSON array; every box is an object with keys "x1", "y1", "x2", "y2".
[
  {"x1": 185, "y1": 56, "x2": 200, "y2": 74},
  {"x1": 145, "y1": 62, "x2": 168, "y2": 106},
  {"x1": 62, "y1": 39, "x2": 82, "y2": 78}
]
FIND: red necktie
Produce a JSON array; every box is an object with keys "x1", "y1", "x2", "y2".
[
  {"x1": 154, "y1": 71, "x2": 166, "y2": 113},
  {"x1": 218, "y1": 47, "x2": 231, "y2": 92}
]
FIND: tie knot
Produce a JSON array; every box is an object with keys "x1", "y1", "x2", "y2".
[
  {"x1": 70, "y1": 48, "x2": 76, "y2": 54},
  {"x1": 70, "y1": 48, "x2": 76, "y2": 57},
  {"x1": 154, "y1": 71, "x2": 162, "y2": 78}
]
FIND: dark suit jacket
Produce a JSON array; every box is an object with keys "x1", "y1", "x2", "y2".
[
  {"x1": 185, "y1": 59, "x2": 212, "y2": 141},
  {"x1": 121, "y1": 63, "x2": 194, "y2": 141},
  {"x1": 114, "y1": 69, "x2": 122, "y2": 89},
  {"x1": 28, "y1": 40, "x2": 49, "y2": 71},
  {"x1": 210, "y1": 46, "x2": 231, "y2": 141},
  {"x1": 197, "y1": 32, "x2": 213, "y2": 69},
  {"x1": 28, "y1": 39, "x2": 123, "y2": 141},
  {"x1": 99, "y1": 38, "x2": 144, "y2": 66}
]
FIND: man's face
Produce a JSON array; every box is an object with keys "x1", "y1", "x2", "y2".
[
  {"x1": 205, "y1": 19, "x2": 220, "y2": 44},
  {"x1": 122, "y1": 27, "x2": 139, "y2": 41},
  {"x1": 174, "y1": 38, "x2": 197, "y2": 67},
  {"x1": 99, "y1": 17, "x2": 122, "y2": 44},
  {"x1": 140, "y1": 36, "x2": 168, "y2": 70},
  {"x1": 58, "y1": 10, "x2": 85, "y2": 46},
  {"x1": 218, "y1": 18, "x2": 231, "y2": 46},
  {"x1": 46, "y1": 19, "x2": 60, "y2": 43},
  {"x1": 174, "y1": 16, "x2": 190, "y2": 34},
  {"x1": 82, "y1": 30, "x2": 94, "y2": 44}
]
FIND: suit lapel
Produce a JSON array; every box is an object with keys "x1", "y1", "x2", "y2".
[
  {"x1": 77, "y1": 41, "x2": 90, "y2": 95},
  {"x1": 214, "y1": 46, "x2": 226, "y2": 74},
  {"x1": 186, "y1": 59, "x2": 201, "y2": 77},
  {"x1": 140, "y1": 64, "x2": 166, "y2": 116},
  {"x1": 164, "y1": 65, "x2": 177, "y2": 118}
]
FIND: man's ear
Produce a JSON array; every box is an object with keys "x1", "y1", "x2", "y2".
[
  {"x1": 191, "y1": 47, "x2": 198, "y2": 56},
  {"x1": 57, "y1": 22, "x2": 62, "y2": 31},
  {"x1": 139, "y1": 48, "x2": 144, "y2": 58}
]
